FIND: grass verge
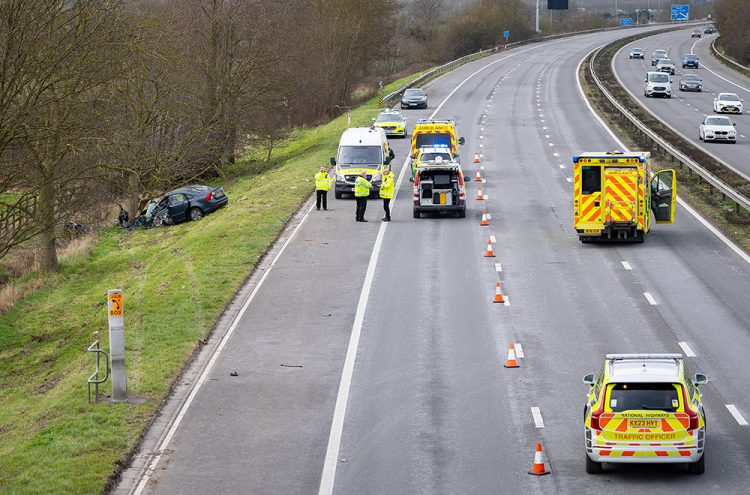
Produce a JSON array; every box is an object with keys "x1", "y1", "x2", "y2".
[
  {"x1": 0, "y1": 71, "x2": 419, "y2": 494},
  {"x1": 579, "y1": 41, "x2": 750, "y2": 251}
]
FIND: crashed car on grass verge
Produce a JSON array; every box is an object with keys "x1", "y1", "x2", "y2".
[{"x1": 122, "y1": 185, "x2": 228, "y2": 229}]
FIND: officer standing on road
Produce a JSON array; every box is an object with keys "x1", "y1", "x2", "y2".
[
  {"x1": 380, "y1": 168, "x2": 394, "y2": 221},
  {"x1": 354, "y1": 170, "x2": 372, "y2": 222},
  {"x1": 314, "y1": 166, "x2": 330, "y2": 211}
]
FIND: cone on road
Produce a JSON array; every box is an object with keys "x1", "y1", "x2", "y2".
[
  {"x1": 503, "y1": 342, "x2": 518, "y2": 367},
  {"x1": 528, "y1": 442, "x2": 550, "y2": 475},
  {"x1": 473, "y1": 153, "x2": 481, "y2": 163},
  {"x1": 476, "y1": 187, "x2": 485, "y2": 200},
  {"x1": 493, "y1": 282, "x2": 505, "y2": 304},
  {"x1": 484, "y1": 240, "x2": 495, "y2": 257},
  {"x1": 475, "y1": 168, "x2": 482, "y2": 182},
  {"x1": 480, "y1": 210, "x2": 489, "y2": 226}
]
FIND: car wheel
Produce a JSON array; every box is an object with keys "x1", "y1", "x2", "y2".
[
  {"x1": 413, "y1": 210, "x2": 420, "y2": 219},
  {"x1": 152, "y1": 216, "x2": 164, "y2": 227},
  {"x1": 586, "y1": 453, "x2": 603, "y2": 474},
  {"x1": 335, "y1": 192, "x2": 342, "y2": 199},
  {"x1": 688, "y1": 452, "x2": 705, "y2": 475},
  {"x1": 457, "y1": 209, "x2": 466, "y2": 218},
  {"x1": 189, "y1": 207, "x2": 204, "y2": 221}
]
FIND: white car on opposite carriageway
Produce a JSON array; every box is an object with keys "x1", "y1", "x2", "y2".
[{"x1": 713, "y1": 93, "x2": 743, "y2": 114}]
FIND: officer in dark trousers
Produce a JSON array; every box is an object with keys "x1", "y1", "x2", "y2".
[
  {"x1": 354, "y1": 170, "x2": 372, "y2": 222},
  {"x1": 314, "y1": 166, "x2": 330, "y2": 210}
]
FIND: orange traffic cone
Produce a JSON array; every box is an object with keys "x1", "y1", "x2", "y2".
[
  {"x1": 528, "y1": 442, "x2": 550, "y2": 475},
  {"x1": 476, "y1": 187, "x2": 484, "y2": 200},
  {"x1": 503, "y1": 342, "x2": 518, "y2": 367},
  {"x1": 480, "y1": 210, "x2": 489, "y2": 226},
  {"x1": 475, "y1": 168, "x2": 482, "y2": 182},
  {"x1": 473, "y1": 153, "x2": 481, "y2": 163},
  {"x1": 484, "y1": 240, "x2": 495, "y2": 257},
  {"x1": 493, "y1": 282, "x2": 505, "y2": 304}
]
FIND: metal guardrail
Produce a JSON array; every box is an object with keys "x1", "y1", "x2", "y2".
[
  {"x1": 383, "y1": 21, "x2": 699, "y2": 106},
  {"x1": 588, "y1": 46, "x2": 750, "y2": 214},
  {"x1": 710, "y1": 39, "x2": 750, "y2": 73},
  {"x1": 87, "y1": 338, "x2": 109, "y2": 403}
]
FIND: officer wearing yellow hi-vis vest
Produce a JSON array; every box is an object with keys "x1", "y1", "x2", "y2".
[
  {"x1": 379, "y1": 168, "x2": 394, "y2": 221},
  {"x1": 354, "y1": 170, "x2": 372, "y2": 222},
  {"x1": 314, "y1": 167, "x2": 331, "y2": 211}
]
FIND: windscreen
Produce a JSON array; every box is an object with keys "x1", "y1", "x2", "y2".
[
  {"x1": 376, "y1": 113, "x2": 400, "y2": 122},
  {"x1": 706, "y1": 117, "x2": 731, "y2": 126},
  {"x1": 722, "y1": 94, "x2": 740, "y2": 101},
  {"x1": 608, "y1": 383, "x2": 680, "y2": 412},
  {"x1": 338, "y1": 146, "x2": 382, "y2": 166},
  {"x1": 415, "y1": 133, "x2": 452, "y2": 149},
  {"x1": 420, "y1": 152, "x2": 452, "y2": 162},
  {"x1": 649, "y1": 73, "x2": 669, "y2": 83},
  {"x1": 404, "y1": 89, "x2": 424, "y2": 97}
]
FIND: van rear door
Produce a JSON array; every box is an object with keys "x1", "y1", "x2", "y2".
[{"x1": 603, "y1": 167, "x2": 638, "y2": 224}]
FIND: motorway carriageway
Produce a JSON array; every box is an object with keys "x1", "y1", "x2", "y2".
[
  {"x1": 120, "y1": 25, "x2": 750, "y2": 495},
  {"x1": 614, "y1": 28, "x2": 750, "y2": 179}
]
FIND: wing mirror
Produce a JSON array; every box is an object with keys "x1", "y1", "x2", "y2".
[
  {"x1": 330, "y1": 157, "x2": 336, "y2": 166},
  {"x1": 694, "y1": 373, "x2": 709, "y2": 385},
  {"x1": 582, "y1": 373, "x2": 595, "y2": 386},
  {"x1": 458, "y1": 137, "x2": 465, "y2": 145}
]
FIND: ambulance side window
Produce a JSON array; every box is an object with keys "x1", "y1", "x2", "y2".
[{"x1": 582, "y1": 166, "x2": 601, "y2": 195}]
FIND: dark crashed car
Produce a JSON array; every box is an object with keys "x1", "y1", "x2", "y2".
[{"x1": 153, "y1": 185, "x2": 228, "y2": 225}]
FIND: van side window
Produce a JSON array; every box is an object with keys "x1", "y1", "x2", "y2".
[{"x1": 581, "y1": 166, "x2": 601, "y2": 195}]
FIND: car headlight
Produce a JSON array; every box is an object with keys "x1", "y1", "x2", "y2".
[{"x1": 336, "y1": 174, "x2": 344, "y2": 181}]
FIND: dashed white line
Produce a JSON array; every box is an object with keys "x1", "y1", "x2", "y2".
[
  {"x1": 678, "y1": 342, "x2": 696, "y2": 357},
  {"x1": 621, "y1": 261, "x2": 632, "y2": 270},
  {"x1": 483, "y1": 193, "x2": 490, "y2": 200},
  {"x1": 495, "y1": 263, "x2": 502, "y2": 272},
  {"x1": 553, "y1": 152, "x2": 559, "y2": 157},
  {"x1": 726, "y1": 405, "x2": 749, "y2": 426},
  {"x1": 566, "y1": 177, "x2": 572, "y2": 183},
  {"x1": 548, "y1": 143, "x2": 554, "y2": 147},
  {"x1": 558, "y1": 164, "x2": 565, "y2": 169},
  {"x1": 515, "y1": 343, "x2": 524, "y2": 358},
  {"x1": 489, "y1": 235, "x2": 497, "y2": 243},
  {"x1": 485, "y1": 213, "x2": 492, "y2": 220},
  {"x1": 531, "y1": 407, "x2": 544, "y2": 428},
  {"x1": 643, "y1": 292, "x2": 658, "y2": 305}
]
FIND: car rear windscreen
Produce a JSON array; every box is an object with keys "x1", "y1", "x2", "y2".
[{"x1": 608, "y1": 383, "x2": 680, "y2": 412}]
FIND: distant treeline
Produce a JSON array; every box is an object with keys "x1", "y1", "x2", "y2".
[{"x1": 714, "y1": 0, "x2": 750, "y2": 65}]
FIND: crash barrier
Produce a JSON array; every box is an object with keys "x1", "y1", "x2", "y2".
[
  {"x1": 86, "y1": 336, "x2": 110, "y2": 404},
  {"x1": 589, "y1": 46, "x2": 750, "y2": 215},
  {"x1": 382, "y1": 21, "x2": 702, "y2": 107},
  {"x1": 710, "y1": 39, "x2": 750, "y2": 73}
]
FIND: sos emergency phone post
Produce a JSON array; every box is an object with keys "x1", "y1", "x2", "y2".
[{"x1": 108, "y1": 289, "x2": 128, "y2": 402}]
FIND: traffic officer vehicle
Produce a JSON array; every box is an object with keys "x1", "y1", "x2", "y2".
[
  {"x1": 573, "y1": 151, "x2": 676, "y2": 243},
  {"x1": 331, "y1": 126, "x2": 394, "y2": 199},
  {"x1": 412, "y1": 159, "x2": 467, "y2": 218},
  {"x1": 373, "y1": 109, "x2": 407, "y2": 138},
  {"x1": 713, "y1": 93, "x2": 743, "y2": 114},
  {"x1": 583, "y1": 354, "x2": 707, "y2": 474},
  {"x1": 410, "y1": 146, "x2": 454, "y2": 178}
]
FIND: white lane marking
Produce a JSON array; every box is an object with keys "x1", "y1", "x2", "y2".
[
  {"x1": 480, "y1": 143, "x2": 484, "y2": 148},
  {"x1": 514, "y1": 343, "x2": 524, "y2": 358},
  {"x1": 577, "y1": 45, "x2": 750, "y2": 268},
  {"x1": 553, "y1": 152, "x2": 559, "y2": 157},
  {"x1": 486, "y1": 213, "x2": 492, "y2": 220},
  {"x1": 644, "y1": 292, "x2": 658, "y2": 305},
  {"x1": 531, "y1": 407, "x2": 544, "y2": 428},
  {"x1": 481, "y1": 178, "x2": 487, "y2": 184},
  {"x1": 483, "y1": 193, "x2": 490, "y2": 200},
  {"x1": 545, "y1": 134, "x2": 550, "y2": 138},
  {"x1": 678, "y1": 342, "x2": 697, "y2": 357},
  {"x1": 495, "y1": 263, "x2": 502, "y2": 272},
  {"x1": 691, "y1": 39, "x2": 750, "y2": 95},
  {"x1": 726, "y1": 405, "x2": 749, "y2": 426},
  {"x1": 489, "y1": 235, "x2": 497, "y2": 243},
  {"x1": 621, "y1": 261, "x2": 632, "y2": 270},
  {"x1": 504, "y1": 296, "x2": 510, "y2": 307},
  {"x1": 548, "y1": 143, "x2": 554, "y2": 147},
  {"x1": 566, "y1": 178, "x2": 572, "y2": 183},
  {"x1": 559, "y1": 164, "x2": 565, "y2": 169},
  {"x1": 480, "y1": 164, "x2": 485, "y2": 169},
  {"x1": 542, "y1": 126, "x2": 548, "y2": 130},
  {"x1": 480, "y1": 135, "x2": 484, "y2": 139},
  {"x1": 133, "y1": 179, "x2": 318, "y2": 495},
  {"x1": 320, "y1": 46, "x2": 546, "y2": 495}
]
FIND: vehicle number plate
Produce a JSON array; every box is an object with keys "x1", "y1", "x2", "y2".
[
  {"x1": 628, "y1": 419, "x2": 660, "y2": 429},
  {"x1": 584, "y1": 229, "x2": 601, "y2": 234}
]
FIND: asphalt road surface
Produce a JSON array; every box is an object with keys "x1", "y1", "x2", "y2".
[
  {"x1": 122, "y1": 25, "x2": 750, "y2": 495},
  {"x1": 614, "y1": 28, "x2": 750, "y2": 180}
]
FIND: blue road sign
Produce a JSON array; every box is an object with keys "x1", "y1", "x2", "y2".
[
  {"x1": 671, "y1": 4, "x2": 689, "y2": 21},
  {"x1": 620, "y1": 18, "x2": 633, "y2": 27},
  {"x1": 503, "y1": 30, "x2": 510, "y2": 40}
]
